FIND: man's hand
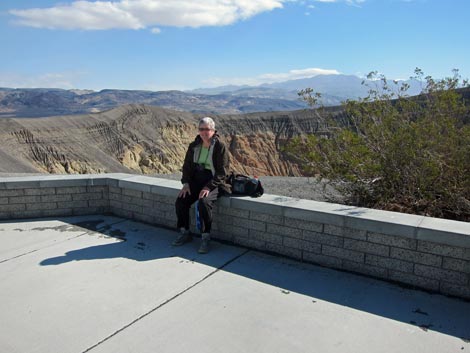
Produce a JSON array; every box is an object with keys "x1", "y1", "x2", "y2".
[
  {"x1": 178, "y1": 184, "x2": 191, "y2": 198},
  {"x1": 199, "y1": 187, "x2": 210, "y2": 199}
]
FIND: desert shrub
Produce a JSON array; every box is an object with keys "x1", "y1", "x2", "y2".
[{"x1": 288, "y1": 69, "x2": 470, "y2": 221}]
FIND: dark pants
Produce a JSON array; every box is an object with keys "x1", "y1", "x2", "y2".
[{"x1": 175, "y1": 169, "x2": 219, "y2": 233}]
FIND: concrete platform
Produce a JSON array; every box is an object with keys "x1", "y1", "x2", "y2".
[{"x1": 0, "y1": 215, "x2": 469, "y2": 353}]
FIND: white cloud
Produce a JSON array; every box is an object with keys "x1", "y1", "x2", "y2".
[
  {"x1": 204, "y1": 67, "x2": 340, "y2": 86},
  {"x1": 150, "y1": 27, "x2": 161, "y2": 34},
  {"x1": 10, "y1": 0, "x2": 285, "y2": 30}
]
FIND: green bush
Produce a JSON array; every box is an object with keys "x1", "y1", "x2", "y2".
[{"x1": 288, "y1": 69, "x2": 470, "y2": 221}]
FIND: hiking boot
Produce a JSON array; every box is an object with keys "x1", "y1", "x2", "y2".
[
  {"x1": 172, "y1": 229, "x2": 192, "y2": 246},
  {"x1": 198, "y1": 233, "x2": 211, "y2": 254}
]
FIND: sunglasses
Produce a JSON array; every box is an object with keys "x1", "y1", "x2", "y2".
[{"x1": 198, "y1": 128, "x2": 213, "y2": 132}]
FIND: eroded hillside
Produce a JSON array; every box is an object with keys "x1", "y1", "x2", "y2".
[{"x1": 0, "y1": 104, "x2": 340, "y2": 176}]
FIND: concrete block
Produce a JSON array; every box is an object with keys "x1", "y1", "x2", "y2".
[
  {"x1": 42, "y1": 208, "x2": 74, "y2": 217},
  {"x1": 151, "y1": 202, "x2": 174, "y2": 213},
  {"x1": 442, "y1": 258, "x2": 470, "y2": 274},
  {"x1": 73, "y1": 207, "x2": 104, "y2": 216},
  {"x1": 343, "y1": 239, "x2": 390, "y2": 257},
  {"x1": 284, "y1": 217, "x2": 323, "y2": 233},
  {"x1": 118, "y1": 178, "x2": 153, "y2": 192},
  {"x1": 418, "y1": 241, "x2": 470, "y2": 261},
  {"x1": 109, "y1": 193, "x2": 122, "y2": 202},
  {"x1": 216, "y1": 224, "x2": 247, "y2": 237},
  {"x1": 283, "y1": 206, "x2": 344, "y2": 227},
  {"x1": 0, "y1": 197, "x2": 8, "y2": 205},
  {"x1": 322, "y1": 245, "x2": 364, "y2": 263},
  {"x1": 303, "y1": 230, "x2": 343, "y2": 247},
  {"x1": 0, "y1": 189, "x2": 24, "y2": 197},
  {"x1": 367, "y1": 232, "x2": 417, "y2": 250},
  {"x1": 249, "y1": 230, "x2": 283, "y2": 245},
  {"x1": 212, "y1": 230, "x2": 233, "y2": 242},
  {"x1": 414, "y1": 264, "x2": 468, "y2": 285},
  {"x1": 323, "y1": 224, "x2": 367, "y2": 241},
  {"x1": 57, "y1": 200, "x2": 88, "y2": 209},
  {"x1": 2, "y1": 180, "x2": 42, "y2": 189},
  {"x1": 219, "y1": 207, "x2": 250, "y2": 219},
  {"x1": 40, "y1": 194, "x2": 72, "y2": 203},
  {"x1": 126, "y1": 197, "x2": 152, "y2": 208},
  {"x1": 109, "y1": 200, "x2": 122, "y2": 209},
  {"x1": 9, "y1": 210, "x2": 42, "y2": 219},
  {"x1": 149, "y1": 184, "x2": 180, "y2": 198},
  {"x1": 87, "y1": 186, "x2": 107, "y2": 193},
  {"x1": 389, "y1": 270, "x2": 440, "y2": 291},
  {"x1": 56, "y1": 186, "x2": 87, "y2": 195},
  {"x1": 249, "y1": 211, "x2": 284, "y2": 225},
  {"x1": 26, "y1": 202, "x2": 57, "y2": 211},
  {"x1": 8, "y1": 195, "x2": 41, "y2": 204},
  {"x1": 390, "y1": 247, "x2": 442, "y2": 267},
  {"x1": 88, "y1": 199, "x2": 110, "y2": 208},
  {"x1": 141, "y1": 207, "x2": 165, "y2": 220},
  {"x1": 365, "y1": 254, "x2": 414, "y2": 273},
  {"x1": 323, "y1": 224, "x2": 343, "y2": 236},
  {"x1": 72, "y1": 193, "x2": 103, "y2": 201},
  {"x1": 343, "y1": 208, "x2": 422, "y2": 238},
  {"x1": 342, "y1": 260, "x2": 389, "y2": 279},
  {"x1": 439, "y1": 282, "x2": 470, "y2": 300},
  {"x1": 302, "y1": 251, "x2": 342, "y2": 268},
  {"x1": 121, "y1": 203, "x2": 143, "y2": 215},
  {"x1": 212, "y1": 214, "x2": 234, "y2": 226},
  {"x1": 109, "y1": 207, "x2": 133, "y2": 219},
  {"x1": 217, "y1": 196, "x2": 231, "y2": 208},
  {"x1": 417, "y1": 217, "x2": 470, "y2": 248},
  {"x1": 242, "y1": 219, "x2": 266, "y2": 232},
  {"x1": 230, "y1": 197, "x2": 284, "y2": 216},
  {"x1": 164, "y1": 211, "x2": 177, "y2": 222},
  {"x1": 284, "y1": 237, "x2": 321, "y2": 254},
  {"x1": 109, "y1": 186, "x2": 122, "y2": 195},
  {"x1": 40, "y1": 178, "x2": 89, "y2": 188},
  {"x1": 266, "y1": 223, "x2": 302, "y2": 239},
  {"x1": 265, "y1": 243, "x2": 302, "y2": 260},
  {"x1": 24, "y1": 188, "x2": 55, "y2": 196},
  {"x1": 122, "y1": 188, "x2": 143, "y2": 198},
  {"x1": 233, "y1": 236, "x2": 266, "y2": 250},
  {"x1": 343, "y1": 228, "x2": 368, "y2": 241}
]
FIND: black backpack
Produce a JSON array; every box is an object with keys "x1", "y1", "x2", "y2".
[{"x1": 227, "y1": 173, "x2": 264, "y2": 197}]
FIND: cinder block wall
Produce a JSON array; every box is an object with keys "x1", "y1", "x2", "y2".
[
  {"x1": 1, "y1": 174, "x2": 469, "y2": 300},
  {"x1": 0, "y1": 175, "x2": 109, "y2": 220}
]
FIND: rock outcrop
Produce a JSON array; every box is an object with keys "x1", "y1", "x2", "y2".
[{"x1": 0, "y1": 104, "x2": 343, "y2": 176}]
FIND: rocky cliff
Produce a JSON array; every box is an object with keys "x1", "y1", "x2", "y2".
[{"x1": 0, "y1": 104, "x2": 343, "y2": 176}]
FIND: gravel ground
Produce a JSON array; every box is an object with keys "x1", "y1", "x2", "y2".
[{"x1": 0, "y1": 172, "x2": 345, "y2": 204}]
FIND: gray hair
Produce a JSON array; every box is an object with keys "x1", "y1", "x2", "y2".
[{"x1": 199, "y1": 117, "x2": 215, "y2": 130}]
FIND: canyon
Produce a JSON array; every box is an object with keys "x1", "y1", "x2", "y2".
[{"x1": 0, "y1": 104, "x2": 344, "y2": 177}]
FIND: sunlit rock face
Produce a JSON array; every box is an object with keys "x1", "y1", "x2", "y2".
[{"x1": 0, "y1": 104, "x2": 344, "y2": 176}]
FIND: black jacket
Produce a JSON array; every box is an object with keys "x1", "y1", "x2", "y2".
[{"x1": 181, "y1": 134, "x2": 231, "y2": 194}]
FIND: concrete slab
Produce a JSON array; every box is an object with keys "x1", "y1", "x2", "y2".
[
  {"x1": 0, "y1": 216, "x2": 469, "y2": 353},
  {"x1": 0, "y1": 215, "x2": 124, "y2": 262}
]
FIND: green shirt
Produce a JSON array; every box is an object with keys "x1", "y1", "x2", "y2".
[{"x1": 197, "y1": 146, "x2": 211, "y2": 170}]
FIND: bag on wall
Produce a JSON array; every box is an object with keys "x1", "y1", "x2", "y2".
[{"x1": 227, "y1": 172, "x2": 264, "y2": 198}]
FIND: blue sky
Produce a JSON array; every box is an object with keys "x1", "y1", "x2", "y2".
[{"x1": 0, "y1": 0, "x2": 469, "y2": 91}]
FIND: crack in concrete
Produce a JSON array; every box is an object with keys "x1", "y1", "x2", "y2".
[
  {"x1": 82, "y1": 248, "x2": 251, "y2": 353},
  {"x1": 0, "y1": 219, "x2": 128, "y2": 264}
]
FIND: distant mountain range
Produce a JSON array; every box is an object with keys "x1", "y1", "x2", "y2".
[{"x1": 0, "y1": 74, "x2": 424, "y2": 118}]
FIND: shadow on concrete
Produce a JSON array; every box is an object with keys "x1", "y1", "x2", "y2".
[{"x1": 38, "y1": 217, "x2": 470, "y2": 342}]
